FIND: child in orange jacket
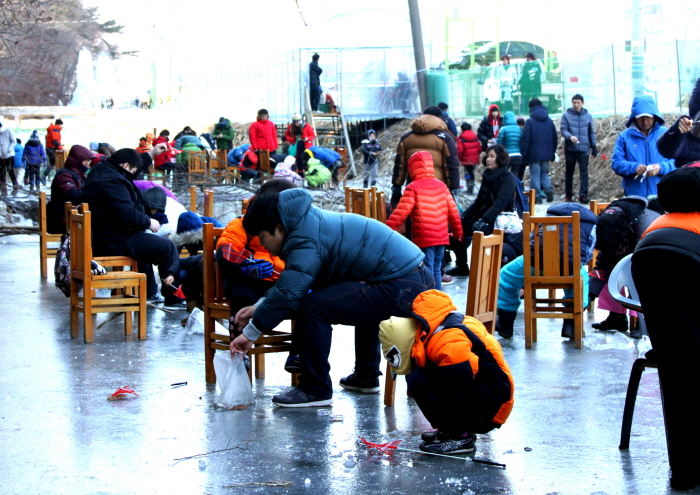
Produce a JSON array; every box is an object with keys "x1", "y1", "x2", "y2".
[{"x1": 386, "y1": 151, "x2": 463, "y2": 289}]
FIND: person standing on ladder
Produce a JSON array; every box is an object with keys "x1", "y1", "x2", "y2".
[{"x1": 309, "y1": 53, "x2": 323, "y2": 112}]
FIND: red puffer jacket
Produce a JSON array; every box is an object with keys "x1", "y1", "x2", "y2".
[
  {"x1": 457, "y1": 130, "x2": 481, "y2": 166},
  {"x1": 386, "y1": 151, "x2": 463, "y2": 247},
  {"x1": 152, "y1": 135, "x2": 174, "y2": 169}
]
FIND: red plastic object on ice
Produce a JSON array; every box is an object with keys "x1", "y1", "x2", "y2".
[{"x1": 359, "y1": 436, "x2": 402, "y2": 455}]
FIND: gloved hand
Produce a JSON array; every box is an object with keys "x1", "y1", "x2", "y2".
[
  {"x1": 591, "y1": 145, "x2": 598, "y2": 158},
  {"x1": 471, "y1": 218, "x2": 490, "y2": 234},
  {"x1": 390, "y1": 185, "x2": 402, "y2": 207},
  {"x1": 90, "y1": 260, "x2": 107, "y2": 275},
  {"x1": 240, "y1": 259, "x2": 274, "y2": 279}
]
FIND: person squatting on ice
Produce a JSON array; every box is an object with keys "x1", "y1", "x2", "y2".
[{"x1": 229, "y1": 185, "x2": 433, "y2": 407}]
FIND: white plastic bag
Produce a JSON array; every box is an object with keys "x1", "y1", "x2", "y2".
[
  {"x1": 214, "y1": 352, "x2": 254, "y2": 409},
  {"x1": 185, "y1": 307, "x2": 227, "y2": 335}
]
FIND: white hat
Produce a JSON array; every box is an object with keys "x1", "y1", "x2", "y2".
[
  {"x1": 283, "y1": 155, "x2": 296, "y2": 166},
  {"x1": 292, "y1": 112, "x2": 302, "y2": 121},
  {"x1": 636, "y1": 113, "x2": 653, "y2": 118}
]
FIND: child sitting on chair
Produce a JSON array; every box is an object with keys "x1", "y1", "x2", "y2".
[{"x1": 495, "y1": 203, "x2": 598, "y2": 340}]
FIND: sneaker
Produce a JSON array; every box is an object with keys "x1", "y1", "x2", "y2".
[
  {"x1": 592, "y1": 312, "x2": 628, "y2": 332},
  {"x1": 441, "y1": 274, "x2": 454, "y2": 285},
  {"x1": 565, "y1": 195, "x2": 573, "y2": 202},
  {"x1": 284, "y1": 355, "x2": 301, "y2": 373},
  {"x1": 272, "y1": 387, "x2": 332, "y2": 408},
  {"x1": 147, "y1": 293, "x2": 165, "y2": 303},
  {"x1": 164, "y1": 300, "x2": 187, "y2": 310},
  {"x1": 545, "y1": 189, "x2": 554, "y2": 202},
  {"x1": 420, "y1": 432, "x2": 476, "y2": 455},
  {"x1": 534, "y1": 197, "x2": 543, "y2": 205},
  {"x1": 339, "y1": 373, "x2": 380, "y2": 394},
  {"x1": 421, "y1": 430, "x2": 445, "y2": 443},
  {"x1": 446, "y1": 265, "x2": 470, "y2": 277},
  {"x1": 579, "y1": 195, "x2": 589, "y2": 204},
  {"x1": 561, "y1": 319, "x2": 575, "y2": 339}
]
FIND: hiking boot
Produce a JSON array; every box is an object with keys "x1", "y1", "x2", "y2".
[
  {"x1": 339, "y1": 373, "x2": 380, "y2": 394},
  {"x1": 579, "y1": 195, "x2": 589, "y2": 204},
  {"x1": 419, "y1": 432, "x2": 476, "y2": 455},
  {"x1": 446, "y1": 265, "x2": 470, "y2": 277},
  {"x1": 545, "y1": 189, "x2": 554, "y2": 202},
  {"x1": 441, "y1": 274, "x2": 454, "y2": 285},
  {"x1": 284, "y1": 354, "x2": 301, "y2": 373},
  {"x1": 565, "y1": 195, "x2": 573, "y2": 202},
  {"x1": 495, "y1": 309, "x2": 517, "y2": 339},
  {"x1": 466, "y1": 179, "x2": 475, "y2": 195},
  {"x1": 535, "y1": 197, "x2": 543, "y2": 205},
  {"x1": 629, "y1": 316, "x2": 641, "y2": 339},
  {"x1": 592, "y1": 312, "x2": 628, "y2": 332},
  {"x1": 272, "y1": 387, "x2": 332, "y2": 408}
]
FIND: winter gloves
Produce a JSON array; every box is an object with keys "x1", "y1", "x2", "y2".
[
  {"x1": 591, "y1": 145, "x2": 598, "y2": 157},
  {"x1": 471, "y1": 218, "x2": 490, "y2": 234},
  {"x1": 240, "y1": 259, "x2": 274, "y2": 279}
]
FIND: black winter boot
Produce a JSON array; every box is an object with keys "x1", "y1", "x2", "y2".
[
  {"x1": 495, "y1": 309, "x2": 517, "y2": 339},
  {"x1": 446, "y1": 236, "x2": 470, "y2": 276},
  {"x1": 561, "y1": 319, "x2": 575, "y2": 339},
  {"x1": 592, "y1": 312, "x2": 628, "y2": 332}
]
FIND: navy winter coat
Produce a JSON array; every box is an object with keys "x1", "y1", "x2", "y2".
[
  {"x1": 657, "y1": 78, "x2": 700, "y2": 166},
  {"x1": 248, "y1": 188, "x2": 424, "y2": 336},
  {"x1": 520, "y1": 104, "x2": 558, "y2": 162}
]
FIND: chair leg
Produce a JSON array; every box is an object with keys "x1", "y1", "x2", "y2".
[
  {"x1": 84, "y1": 300, "x2": 93, "y2": 344},
  {"x1": 532, "y1": 317, "x2": 538, "y2": 342},
  {"x1": 524, "y1": 296, "x2": 533, "y2": 349},
  {"x1": 204, "y1": 314, "x2": 217, "y2": 384},
  {"x1": 619, "y1": 358, "x2": 650, "y2": 449},
  {"x1": 574, "y1": 312, "x2": 583, "y2": 349},
  {"x1": 138, "y1": 279, "x2": 147, "y2": 339},
  {"x1": 254, "y1": 353, "x2": 266, "y2": 379},
  {"x1": 124, "y1": 311, "x2": 133, "y2": 336},
  {"x1": 383, "y1": 363, "x2": 397, "y2": 407}
]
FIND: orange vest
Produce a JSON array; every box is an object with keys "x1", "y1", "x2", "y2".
[
  {"x1": 216, "y1": 217, "x2": 284, "y2": 281},
  {"x1": 642, "y1": 212, "x2": 700, "y2": 238}
]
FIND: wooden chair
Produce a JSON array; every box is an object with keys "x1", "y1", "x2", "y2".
[
  {"x1": 528, "y1": 189, "x2": 536, "y2": 218},
  {"x1": 38, "y1": 192, "x2": 62, "y2": 278},
  {"x1": 69, "y1": 204, "x2": 147, "y2": 343},
  {"x1": 523, "y1": 211, "x2": 584, "y2": 349},
  {"x1": 187, "y1": 151, "x2": 208, "y2": 183},
  {"x1": 189, "y1": 185, "x2": 197, "y2": 212},
  {"x1": 55, "y1": 149, "x2": 67, "y2": 170},
  {"x1": 258, "y1": 149, "x2": 272, "y2": 175},
  {"x1": 203, "y1": 189, "x2": 214, "y2": 217},
  {"x1": 202, "y1": 223, "x2": 297, "y2": 384},
  {"x1": 587, "y1": 200, "x2": 610, "y2": 313},
  {"x1": 210, "y1": 150, "x2": 228, "y2": 183},
  {"x1": 345, "y1": 187, "x2": 372, "y2": 216},
  {"x1": 465, "y1": 229, "x2": 504, "y2": 334}
]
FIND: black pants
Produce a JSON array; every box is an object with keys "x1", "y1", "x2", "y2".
[
  {"x1": 310, "y1": 87, "x2": 321, "y2": 111},
  {"x1": 0, "y1": 157, "x2": 18, "y2": 188},
  {"x1": 44, "y1": 148, "x2": 57, "y2": 177},
  {"x1": 94, "y1": 233, "x2": 179, "y2": 298},
  {"x1": 508, "y1": 155, "x2": 522, "y2": 177},
  {"x1": 518, "y1": 161, "x2": 527, "y2": 181},
  {"x1": 632, "y1": 249, "x2": 700, "y2": 484},
  {"x1": 564, "y1": 151, "x2": 589, "y2": 198},
  {"x1": 295, "y1": 264, "x2": 434, "y2": 398}
]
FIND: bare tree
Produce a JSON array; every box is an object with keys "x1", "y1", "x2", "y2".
[{"x1": 0, "y1": 0, "x2": 125, "y2": 106}]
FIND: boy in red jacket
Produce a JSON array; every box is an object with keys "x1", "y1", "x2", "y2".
[
  {"x1": 456, "y1": 122, "x2": 481, "y2": 194},
  {"x1": 386, "y1": 151, "x2": 463, "y2": 289}
]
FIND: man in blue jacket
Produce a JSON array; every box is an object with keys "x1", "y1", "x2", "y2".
[
  {"x1": 611, "y1": 96, "x2": 675, "y2": 197},
  {"x1": 560, "y1": 94, "x2": 597, "y2": 203},
  {"x1": 520, "y1": 99, "x2": 558, "y2": 204},
  {"x1": 230, "y1": 182, "x2": 433, "y2": 407}
]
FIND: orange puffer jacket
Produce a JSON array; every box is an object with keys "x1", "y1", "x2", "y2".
[
  {"x1": 411, "y1": 290, "x2": 514, "y2": 427},
  {"x1": 46, "y1": 124, "x2": 62, "y2": 150},
  {"x1": 386, "y1": 151, "x2": 463, "y2": 248},
  {"x1": 216, "y1": 217, "x2": 284, "y2": 281}
]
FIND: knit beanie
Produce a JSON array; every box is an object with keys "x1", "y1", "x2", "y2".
[
  {"x1": 292, "y1": 112, "x2": 302, "y2": 121},
  {"x1": 108, "y1": 148, "x2": 142, "y2": 168},
  {"x1": 176, "y1": 211, "x2": 204, "y2": 234},
  {"x1": 142, "y1": 186, "x2": 167, "y2": 213},
  {"x1": 422, "y1": 106, "x2": 443, "y2": 118}
]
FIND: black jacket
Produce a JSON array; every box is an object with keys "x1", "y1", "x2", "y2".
[
  {"x1": 521, "y1": 104, "x2": 558, "y2": 162},
  {"x1": 657, "y1": 78, "x2": 700, "y2": 166},
  {"x1": 462, "y1": 166, "x2": 517, "y2": 226},
  {"x1": 477, "y1": 114, "x2": 501, "y2": 152},
  {"x1": 81, "y1": 159, "x2": 151, "y2": 250},
  {"x1": 309, "y1": 61, "x2": 322, "y2": 87}
]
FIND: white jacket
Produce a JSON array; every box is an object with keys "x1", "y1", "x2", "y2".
[{"x1": 0, "y1": 119, "x2": 16, "y2": 159}]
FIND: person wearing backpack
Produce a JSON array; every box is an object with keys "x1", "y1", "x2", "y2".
[
  {"x1": 22, "y1": 131, "x2": 46, "y2": 191},
  {"x1": 46, "y1": 145, "x2": 96, "y2": 234}
]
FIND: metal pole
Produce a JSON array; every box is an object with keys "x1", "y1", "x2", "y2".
[
  {"x1": 631, "y1": 0, "x2": 644, "y2": 97},
  {"x1": 408, "y1": 0, "x2": 428, "y2": 110},
  {"x1": 611, "y1": 44, "x2": 617, "y2": 115},
  {"x1": 675, "y1": 39, "x2": 682, "y2": 113}
]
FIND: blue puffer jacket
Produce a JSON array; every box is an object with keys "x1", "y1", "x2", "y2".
[
  {"x1": 530, "y1": 203, "x2": 598, "y2": 273},
  {"x1": 520, "y1": 104, "x2": 558, "y2": 162},
  {"x1": 227, "y1": 143, "x2": 250, "y2": 165},
  {"x1": 497, "y1": 112, "x2": 522, "y2": 155},
  {"x1": 611, "y1": 96, "x2": 675, "y2": 197},
  {"x1": 250, "y1": 189, "x2": 425, "y2": 334},
  {"x1": 560, "y1": 107, "x2": 596, "y2": 153},
  {"x1": 657, "y1": 78, "x2": 700, "y2": 166},
  {"x1": 308, "y1": 146, "x2": 341, "y2": 169}
]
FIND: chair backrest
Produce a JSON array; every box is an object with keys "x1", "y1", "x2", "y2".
[
  {"x1": 345, "y1": 187, "x2": 371, "y2": 217},
  {"x1": 587, "y1": 200, "x2": 610, "y2": 270},
  {"x1": 466, "y1": 229, "x2": 504, "y2": 334},
  {"x1": 203, "y1": 223, "x2": 228, "y2": 306},
  {"x1": 608, "y1": 254, "x2": 643, "y2": 312},
  {"x1": 203, "y1": 189, "x2": 214, "y2": 218},
  {"x1": 259, "y1": 149, "x2": 271, "y2": 174},
  {"x1": 69, "y1": 204, "x2": 92, "y2": 281},
  {"x1": 528, "y1": 189, "x2": 536, "y2": 217},
  {"x1": 55, "y1": 149, "x2": 67, "y2": 170},
  {"x1": 210, "y1": 150, "x2": 228, "y2": 171},
  {"x1": 523, "y1": 211, "x2": 582, "y2": 279},
  {"x1": 187, "y1": 151, "x2": 207, "y2": 176}
]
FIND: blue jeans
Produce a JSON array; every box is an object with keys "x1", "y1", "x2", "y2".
[
  {"x1": 421, "y1": 245, "x2": 445, "y2": 290},
  {"x1": 294, "y1": 263, "x2": 434, "y2": 398},
  {"x1": 498, "y1": 255, "x2": 589, "y2": 313},
  {"x1": 528, "y1": 161, "x2": 552, "y2": 197}
]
